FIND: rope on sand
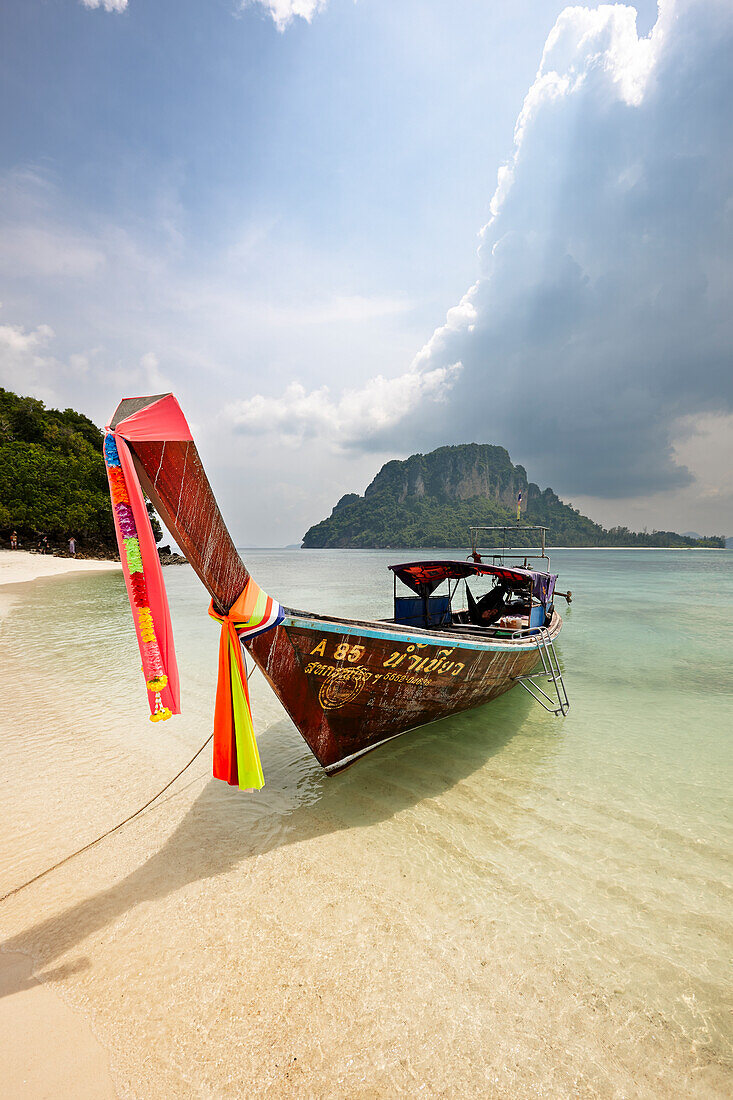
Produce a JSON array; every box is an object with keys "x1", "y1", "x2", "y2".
[
  {"x1": 0, "y1": 733, "x2": 214, "y2": 905},
  {"x1": 0, "y1": 654, "x2": 257, "y2": 906}
]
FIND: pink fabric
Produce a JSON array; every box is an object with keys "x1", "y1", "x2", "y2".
[
  {"x1": 105, "y1": 395, "x2": 192, "y2": 718},
  {"x1": 114, "y1": 393, "x2": 193, "y2": 443},
  {"x1": 114, "y1": 436, "x2": 180, "y2": 715}
]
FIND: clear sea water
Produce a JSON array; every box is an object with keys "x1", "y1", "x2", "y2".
[{"x1": 0, "y1": 549, "x2": 731, "y2": 1097}]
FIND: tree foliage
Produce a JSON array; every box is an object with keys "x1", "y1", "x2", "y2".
[{"x1": 0, "y1": 388, "x2": 115, "y2": 543}]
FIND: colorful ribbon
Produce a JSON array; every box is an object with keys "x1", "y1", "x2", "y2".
[
  {"x1": 103, "y1": 395, "x2": 190, "y2": 721},
  {"x1": 104, "y1": 434, "x2": 172, "y2": 719},
  {"x1": 209, "y1": 578, "x2": 285, "y2": 790}
]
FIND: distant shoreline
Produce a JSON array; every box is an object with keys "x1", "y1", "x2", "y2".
[
  {"x1": 0, "y1": 548, "x2": 120, "y2": 590},
  {"x1": 291, "y1": 544, "x2": 727, "y2": 552}
]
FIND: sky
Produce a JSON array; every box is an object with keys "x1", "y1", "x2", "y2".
[{"x1": 1, "y1": 0, "x2": 731, "y2": 544}]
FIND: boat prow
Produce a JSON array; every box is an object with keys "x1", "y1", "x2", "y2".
[{"x1": 107, "y1": 394, "x2": 570, "y2": 780}]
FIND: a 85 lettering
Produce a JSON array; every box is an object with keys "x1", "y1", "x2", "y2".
[{"x1": 334, "y1": 642, "x2": 365, "y2": 662}]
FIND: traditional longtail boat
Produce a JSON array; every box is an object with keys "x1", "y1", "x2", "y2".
[{"x1": 104, "y1": 394, "x2": 570, "y2": 789}]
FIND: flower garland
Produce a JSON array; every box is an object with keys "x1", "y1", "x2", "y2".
[{"x1": 104, "y1": 433, "x2": 171, "y2": 721}]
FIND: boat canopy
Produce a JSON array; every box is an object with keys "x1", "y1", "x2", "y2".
[{"x1": 389, "y1": 560, "x2": 557, "y2": 605}]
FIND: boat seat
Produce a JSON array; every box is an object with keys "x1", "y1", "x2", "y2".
[{"x1": 394, "y1": 594, "x2": 451, "y2": 627}]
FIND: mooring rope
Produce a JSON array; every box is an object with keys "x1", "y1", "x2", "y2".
[
  {"x1": 0, "y1": 651, "x2": 257, "y2": 907},
  {"x1": 0, "y1": 732, "x2": 214, "y2": 905},
  {"x1": 0, "y1": 651, "x2": 256, "y2": 902}
]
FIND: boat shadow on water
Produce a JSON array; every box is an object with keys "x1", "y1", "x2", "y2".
[{"x1": 1, "y1": 690, "x2": 555, "y2": 994}]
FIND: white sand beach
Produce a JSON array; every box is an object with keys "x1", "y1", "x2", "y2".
[
  {"x1": 0, "y1": 548, "x2": 120, "y2": 588},
  {"x1": 0, "y1": 550, "x2": 120, "y2": 626},
  {"x1": 0, "y1": 554, "x2": 730, "y2": 1098},
  {"x1": 0, "y1": 553, "x2": 122, "y2": 1097},
  {"x1": 0, "y1": 951, "x2": 117, "y2": 1099}
]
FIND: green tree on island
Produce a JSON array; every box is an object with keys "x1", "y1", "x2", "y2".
[
  {"x1": 302, "y1": 444, "x2": 724, "y2": 550},
  {"x1": 0, "y1": 387, "x2": 162, "y2": 552}
]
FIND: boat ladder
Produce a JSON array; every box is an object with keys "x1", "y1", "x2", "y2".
[{"x1": 512, "y1": 626, "x2": 570, "y2": 717}]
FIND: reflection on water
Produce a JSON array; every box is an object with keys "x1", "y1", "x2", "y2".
[{"x1": 0, "y1": 550, "x2": 731, "y2": 1097}]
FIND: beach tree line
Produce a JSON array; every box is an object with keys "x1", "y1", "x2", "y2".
[{"x1": 0, "y1": 388, "x2": 162, "y2": 552}]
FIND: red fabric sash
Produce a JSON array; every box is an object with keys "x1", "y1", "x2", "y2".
[
  {"x1": 208, "y1": 582, "x2": 269, "y2": 791},
  {"x1": 105, "y1": 395, "x2": 193, "y2": 719}
]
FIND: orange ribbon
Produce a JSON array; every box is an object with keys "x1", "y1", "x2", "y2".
[{"x1": 208, "y1": 588, "x2": 266, "y2": 791}]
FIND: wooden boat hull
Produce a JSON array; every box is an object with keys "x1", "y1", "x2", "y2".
[
  {"x1": 108, "y1": 397, "x2": 564, "y2": 775},
  {"x1": 249, "y1": 611, "x2": 561, "y2": 771}
]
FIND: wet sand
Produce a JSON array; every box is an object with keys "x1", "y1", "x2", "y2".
[
  {"x1": 0, "y1": 951, "x2": 117, "y2": 1099},
  {"x1": 0, "y1": 555, "x2": 122, "y2": 1097}
]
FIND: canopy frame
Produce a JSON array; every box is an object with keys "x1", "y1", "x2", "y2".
[{"x1": 469, "y1": 524, "x2": 552, "y2": 572}]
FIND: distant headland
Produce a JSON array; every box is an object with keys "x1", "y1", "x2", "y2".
[{"x1": 302, "y1": 443, "x2": 725, "y2": 549}]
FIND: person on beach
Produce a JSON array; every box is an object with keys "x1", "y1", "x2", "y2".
[
  {"x1": 41, "y1": 534, "x2": 49, "y2": 554},
  {"x1": 10, "y1": 530, "x2": 17, "y2": 550},
  {"x1": 68, "y1": 536, "x2": 76, "y2": 556}
]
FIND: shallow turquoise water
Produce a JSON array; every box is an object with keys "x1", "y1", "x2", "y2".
[{"x1": 1, "y1": 548, "x2": 731, "y2": 1094}]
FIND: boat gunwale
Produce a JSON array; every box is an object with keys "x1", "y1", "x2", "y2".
[{"x1": 277, "y1": 607, "x2": 562, "y2": 653}]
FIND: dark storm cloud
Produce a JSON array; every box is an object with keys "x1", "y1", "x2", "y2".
[
  {"x1": 238, "y1": 0, "x2": 733, "y2": 499},
  {"x1": 369, "y1": 0, "x2": 733, "y2": 496}
]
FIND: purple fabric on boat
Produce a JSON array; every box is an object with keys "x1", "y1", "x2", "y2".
[
  {"x1": 530, "y1": 572, "x2": 556, "y2": 604},
  {"x1": 115, "y1": 502, "x2": 137, "y2": 539}
]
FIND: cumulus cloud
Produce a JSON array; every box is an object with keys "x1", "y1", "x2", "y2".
[
  {"x1": 0, "y1": 319, "x2": 58, "y2": 401},
  {"x1": 229, "y1": 363, "x2": 462, "y2": 445},
  {"x1": 0, "y1": 164, "x2": 425, "y2": 443},
  {"x1": 0, "y1": 303, "x2": 172, "y2": 419},
  {"x1": 240, "y1": 0, "x2": 328, "y2": 32},
  {"x1": 239, "y1": 0, "x2": 733, "y2": 499},
  {"x1": 81, "y1": 0, "x2": 128, "y2": 11},
  {"x1": 81, "y1": 0, "x2": 327, "y2": 26}
]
